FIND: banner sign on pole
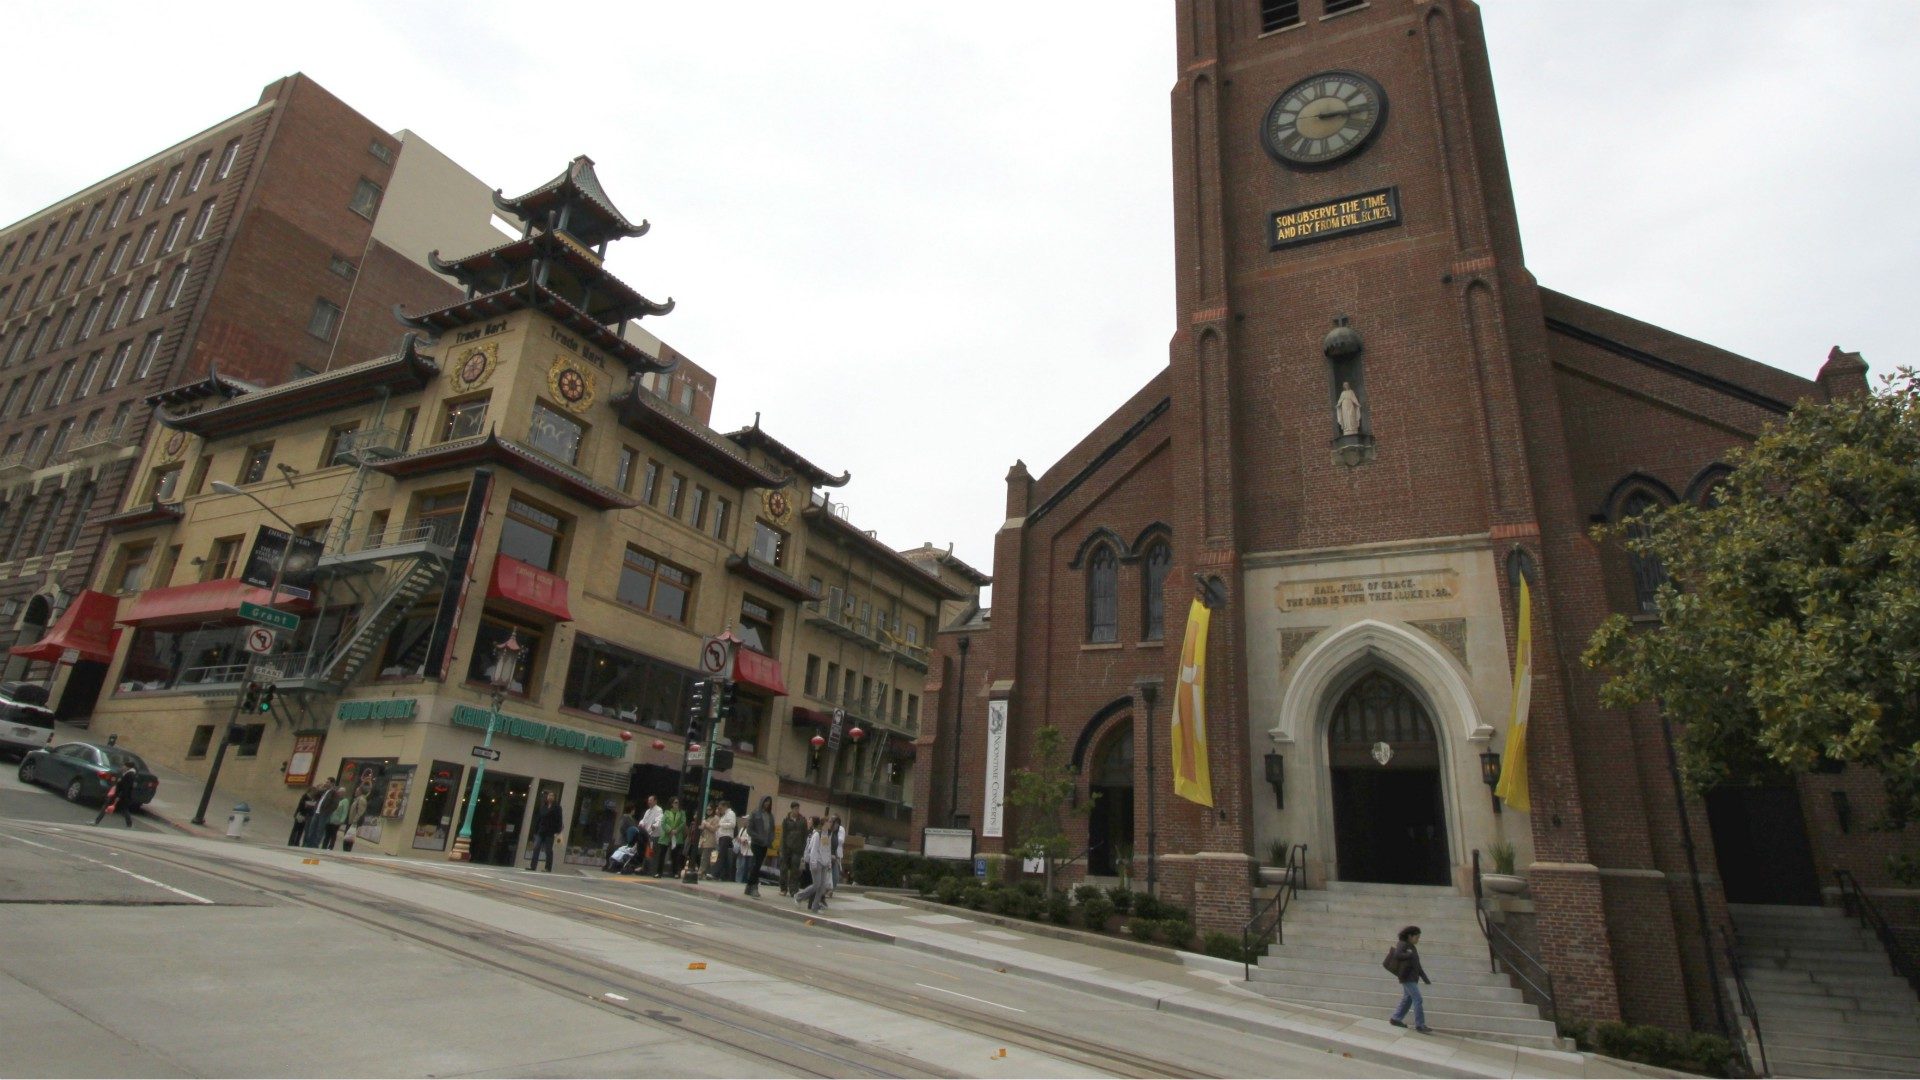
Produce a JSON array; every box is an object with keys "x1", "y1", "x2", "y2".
[{"x1": 982, "y1": 699, "x2": 1009, "y2": 838}]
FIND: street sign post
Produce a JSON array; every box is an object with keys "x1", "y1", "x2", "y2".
[
  {"x1": 252, "y1": 663, "x2": 283, "y2": 682},
  {"x1": 238, "y1": 601, "x2": 299, "y2": 633},
  {"x1": 470, "y1": 745, "x2": 501, "y2": 762}
]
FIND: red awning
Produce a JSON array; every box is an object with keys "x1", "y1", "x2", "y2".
[
  {"x1": 790, "y1": 706, "x2": 833, "y2": 728},
  {"x1": 117, "y1": 579, "x2": 314, "y2": 628},
  {"x1": 8, "y1": 590, "x2": 121, "y2": 663},
  {"x1": 486, "y1": 555, "x2": 573, "y2": 622},
  {"x1": 733, "y1": 647, "x2": 787, "y2": 696}
]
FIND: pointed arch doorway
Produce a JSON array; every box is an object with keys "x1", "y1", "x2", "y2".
[
  {"x1": 1328, "y1": 670, "x2": 1450, "y2": 885},
  {"x1": 1086, "y1": 726, "x2": 1134, "y2": 877}
]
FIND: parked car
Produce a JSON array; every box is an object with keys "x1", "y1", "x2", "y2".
[
  {"x1": 17, "y1": 742, "x2": 160, "y2": 808},
  {"x1": 0, "y1": 684, "x2": 56, "y2": 760}
]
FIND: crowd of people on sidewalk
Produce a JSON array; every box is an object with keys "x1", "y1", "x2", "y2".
[
  {"x1": 285, "y1": 777, "x2": 373, "y2": 852},
  {"x1": 601, "y1": 796, "x2": 847, "y2": 905}
]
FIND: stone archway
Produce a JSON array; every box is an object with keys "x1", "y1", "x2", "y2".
[
  {"x1": 1326, "y1": 669, "x2": 1450, "y2": 885},
  {"x1": 1085, "y1": 724, "x2": 1134, "y2": 876}
]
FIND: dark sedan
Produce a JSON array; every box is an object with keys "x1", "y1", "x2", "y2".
[{"x1": 17, "y1": 742, "x2": 161, "y2": 808}]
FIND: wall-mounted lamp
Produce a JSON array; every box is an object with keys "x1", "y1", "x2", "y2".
[
  {"x1": 1480, "y1": 749, "x2": 1503, "y2": 815},
  {"x1": 1264, "y1": 752, "x2": 1285, "y2": 810},
  {"x1": 1831, "y1": 790, "x2": 1852, "y2": 834}
]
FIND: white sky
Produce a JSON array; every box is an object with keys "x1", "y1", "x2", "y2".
[{"x1": 3, "y1": 2, "x2": 1915, "y2": 588}]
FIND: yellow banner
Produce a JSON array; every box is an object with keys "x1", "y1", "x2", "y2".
[
  {"x1": 1170, "y1": 599, "x2": 1213, "y2": 807},
  {"x1": 1494, "y1": 574, "x2": 1532, "y2": 813}
]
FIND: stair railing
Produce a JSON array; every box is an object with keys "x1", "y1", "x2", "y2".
[
  {"x1": 1834, "y1": 868, "x2": 1920, "y2": 996},
  {"x1": 1471, "y1": 848, "x2": 1559, "y2": 1028},
  {"x1": 1719, "y1": 924, "x2": 1768, "y2": 1078},
  {"x1": 1241, "y1": 842, "x2": 1306, "y2": 980}
]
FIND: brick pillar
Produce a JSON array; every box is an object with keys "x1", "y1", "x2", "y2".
[
  {"x1": 1191, "y1": 851, "x2": 1256, "y2": 937},
  {"x1": 1529, "y1": 863, "x2": 1621, "y2": 1023}
]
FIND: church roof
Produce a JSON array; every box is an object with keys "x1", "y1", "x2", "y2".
[{"x1": 492, "y1": 156, "x2": 648, "y2": 248}]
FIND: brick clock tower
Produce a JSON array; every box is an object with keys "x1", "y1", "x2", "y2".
[{"x1": 1166, "y1": 0, "x2": 1619, "y2": 1022}]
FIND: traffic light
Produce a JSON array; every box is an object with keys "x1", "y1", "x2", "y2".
[
  {"x1": 710, "y1": 747, "x2": 735, "y2": 773},
  {"x1": 239, "y1": 683, "x2": 259, "y2": 713},
  {"x1": 256, "y1": 683, "x2": 276, "y2": 714},
  {"x1": 684, "y1": 679, "x2": 710, "y2": 742},
  {"x1": 715, "y1": 679, "x2": 738, "y2": 723}
]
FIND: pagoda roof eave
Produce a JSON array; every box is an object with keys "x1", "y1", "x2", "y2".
[
  {"x1": 492, "y1": 156, "x2": 649, "y2": 245},
  {"x1": 394, "y1": 285, "x2": 674, "y2": 375},
  {"x1": 154, "y1": 339, "x2": 440, "y2": 439},
  {"x1": 608, "y1": 380, "x2": 787, "y2": 490},
  {"x1": 369, "y1": 432, "x2": 637, "y2": 511},
  {"x1": 726, "y1": 424, "x2": 850, "y2": 488},
  {"x1": 103, "y1": 500, "x2": 185, "y2": 533},
  {"x1": 424, "y1": 233, "x2": 668, "y2": 324}
]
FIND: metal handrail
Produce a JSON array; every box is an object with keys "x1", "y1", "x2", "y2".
[
  {"x1": 1835, "y1": 868, "x2": 1920, "y2": 995},
  {"x1": 1720, "y1": 924, "x2": 1769, "y2": 1078},
  {"x1": 1242, "y1": 842, "x2": 1306, "y2": 979},
  {"x1": 1471, "y1": 849, "x2": 1559, "y2": 1027}
]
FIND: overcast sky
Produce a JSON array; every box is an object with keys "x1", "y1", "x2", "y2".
[{"x1": 3, "y1": 2, "x2": 1914, "y2": 590}]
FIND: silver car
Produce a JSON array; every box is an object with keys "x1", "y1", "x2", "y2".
[{"x1": 0, "y1": 686, "x2": 55, "y2": 760}]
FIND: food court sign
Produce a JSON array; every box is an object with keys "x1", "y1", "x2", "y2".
[{"x1": 450, "y1": 704, "x2": 628, "y2": 759}]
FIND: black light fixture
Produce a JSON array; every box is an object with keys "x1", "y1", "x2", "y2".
[
  {"x1": 1480, "y1": 749, "x2": 1503, "y2": 815},
  {"x1": 1264, "y1": 752, "x2": 1285, "y2": 810}
]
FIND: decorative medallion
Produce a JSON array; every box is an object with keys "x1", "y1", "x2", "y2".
[
  {"x1": 546, "y1": 355, "x2": 596, "y2": 413},
  {"x1": 161, "y1": 430, "x2": 188, "y2": 462},
  {"x1": 762, "y1": 487, "x2": 794, "y2": 526},
  {"x1": 1371, "y1": 741, "x2": 1394, "y2": 766},
  {"x1": 449, "y1": 341, "x2": 497, "y2": 392}
]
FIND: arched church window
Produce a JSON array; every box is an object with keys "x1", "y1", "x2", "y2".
[
  {"x1": 1141, "y1": 541, "x2": 1171, "y2": 641},
  {"x1": 1621, "y1": 492, "x2": 1668, "y2": 615},
  {"x1": 1087, "y1": 544, "x2": 1118, "y2": 643}
]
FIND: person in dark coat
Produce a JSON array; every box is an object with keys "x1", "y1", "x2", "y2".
[
  {"x1": 528, "y1": 791, "x2": 564, "y2": 872},
  {"x1": 778, "y1": 802, "x2": 808, "y2": 895},
  {"x1": 743, "y1": 796, "x2": 775, "y2": 896},
  {"x1": 303, "y1": 779, "x2": 339, "y2": 848},
  {"x1": 1386, "y1": 924, "x2": 1433, "y2": 1033},
  {"x1": 91, "y1": 764, "x2": 140, "y2": 827},
  {"x1": 290, "y1": 786, "x2": 321, "y2": 845}
]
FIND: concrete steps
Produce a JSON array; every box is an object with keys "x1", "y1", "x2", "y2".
[
  {"x1": 1726, "y1": 902, "x2": 1920, "y2": 1079},
  {"x1": 1248, "y1": 883, "x2": 1559, "y2": 1049}
]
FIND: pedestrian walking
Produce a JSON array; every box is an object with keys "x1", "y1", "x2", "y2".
[
  {"x1": 526, "y1": 790, "x2": 562, "y2": 872},
  {"x1": 91, "y1": 764, "x2": 140, "y2": 828},
  {"x1": 743, "y1": 796, "x2": 774, "y2": 896},
  {"x1": 289, "y1": 786, "x2": 320, "y2": 846},
  {"x1": 715, "y1": 800, "x2": 737, "y2": 881},
  {"x1": 341, "y1": 783, "x2": 370, "y2": 853},
  {"x1": 1384, "y1": 925, "x2": 1433, "y2": 1033},
  {"x1": 637, "y1": 795, "x2": 663, "y2": 875},
  {"x1": 792, "y1": 818, "x2": 834, "y2": 913},
  {"x1": 779, "y1": 802, "x2": 807, "y2": 895},
  {"x1": 322, "y1": 791, "x2": 348, "y2": 850},
  {"x1": 303, "y1": 779, "x2": 340, "y2": 848},
  {"x1": 660, "y1": 797, "x2": 687, "y2": 878},
  {"x1": 825, "y1": 813, "x2": 846, "y2": 903}
]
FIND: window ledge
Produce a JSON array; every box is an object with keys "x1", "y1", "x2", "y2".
[
  {"x1": 1134, "y1": 640, "x2": 1166, "y2": 649},
  {"x1": 1081, "y1": 642, "x2": 1124, "y2": 652}
]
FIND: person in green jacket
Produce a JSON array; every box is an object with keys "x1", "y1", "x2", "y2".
[{"x1": 658, "y1": 797, "x2": 687, "y2": 879}]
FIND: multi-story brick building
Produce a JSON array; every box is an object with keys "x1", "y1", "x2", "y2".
[
  {"x1": 0, "y1": 74, "x2": 502, "y2": 720},
  {"x1": 81, "y1": 157, "x2": 961, "y2": 868},
  {"x1": 923, "y1": 0, "x2": 1904, "y2": 1038}
]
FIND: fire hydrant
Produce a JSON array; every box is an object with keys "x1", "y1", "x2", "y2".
[{"x1": 226, "y1": 802, "x2": 250, "y2": 839}]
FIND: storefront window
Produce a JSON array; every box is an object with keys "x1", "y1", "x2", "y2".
[
  {"x1": 498, "y1": 495, "x2": 566, "y2": 572},
  {"x1": 562, "y1": 634, "x2": 698, "y2": 732},
  {"x1": 118, "y1": 625, "x2": 247, "y2": 690},
  {"x1": 566, "y1": 784, "x2": 627, "y2": 866},
  {"x1": 412, "y1": 760, "x2": 464, "y2": 851}
]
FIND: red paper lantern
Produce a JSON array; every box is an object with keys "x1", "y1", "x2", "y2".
[
  {"x1": 809, "y1": 734, "x2": 826, "y2": 749},
  {"x1": 651, "y1": 739, "x2": 666, "y2": 751},
  {"x1": 619, "y1": 730, "x2": 633, "y2": 743},
  {"x1": 848, "y1": 726, "x2": 866, "y2": 743}
]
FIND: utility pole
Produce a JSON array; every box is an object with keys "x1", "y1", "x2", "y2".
[{"x1": 947, "y1": 635, "x2": 970, "y2": 827}]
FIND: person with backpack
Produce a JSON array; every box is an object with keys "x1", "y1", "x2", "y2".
[
  {"x1": 91, "y1": 764, "x2": 140, "y2": 828},
  {"x1": 1384, "y1": 925, "x2": 1433, "y2": 1033}
]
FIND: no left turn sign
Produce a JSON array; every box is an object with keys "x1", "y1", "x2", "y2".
[{"x1": 244, "y1": 626, "x2": 277, "y2": 655}]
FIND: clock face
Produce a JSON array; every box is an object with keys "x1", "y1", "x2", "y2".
[{"x1": 1262, "y1": 71, "x2": 1387, "y2": 166}]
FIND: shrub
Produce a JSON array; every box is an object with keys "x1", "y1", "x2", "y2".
[
  {"x1": 1589, "y1": 1022, "x2": 1735, "y2": 1078},
  {"x1": 852, "y1": 850, "x2": 969, "y2": 890},
  {"x1": 1074, "y1": 884, "x2": 1104, "y2": 905},
  {"x1": 1132, "y1": 892, "x2": 1162, "y2": 920},
  {"x1": 1158, "y1": 919, "x2": 1194, "y2": 948},
  {"x1": 1047, "y1": 891, "x2": 1073, "y2": 925},
  {"x1": 961, "y1": 884, "x2": 987, "y2": 910},
  {"x1": 1080, "y1": 896, "x2": 1115, "y2": 931},
  {"x1": 1126, "y1": 916, "x2": 1158, "y2": 942},
  {"x1": 1004, "y1": 889, "x2": 1038, "y2": 920},
  {"x1": 1106, "y1": 886, "x2": 1133, "y2": 915},
  {"x1": 984, "y1": 888, "x2": 1012, "y2": 915},
  {"x1": 1201, "y1": 931, "x2": 1246, "y2": 962},
  {"x1": 1157, "y1": 902, "x2": 1191, "y2": 925},
  {"x1": 1017, "y1": 879, "x2": 1045, "y2": 898},
  {"x1": 934, "y1": 876, "x2": 966, "y2": 905}
]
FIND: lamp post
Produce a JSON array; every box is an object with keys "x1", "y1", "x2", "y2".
[
  {"x1": 1135, "y1": 678, "x2": 1160, "y2": 898},
  {"x1": 191, "y1": 481, "x2": 297, "y2": 826},
  {"x1": 947, "y1": 635, "x2": 970, "y2": 827},
  {"x1": 1480, "y1": 749, "x2": 1503, "y2": 815},
  {"x1": 448, "y1": 630, "x2": 524, "y2": 862}
]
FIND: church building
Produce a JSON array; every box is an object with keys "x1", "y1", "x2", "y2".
[{"x1": 918, "y1": 0, "x2": 1901, "y2": 1040}]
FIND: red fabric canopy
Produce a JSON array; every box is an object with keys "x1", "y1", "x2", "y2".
[
  {"x1": 733, "y1": 647, "x2": 788, "y2": 696},
  {"x1": 486, "y1": 555, "x2": 574, "y2": 622},
  {"x1": 8, "y1": 590, "x2": 121, "y2": 663},
  {"x1": 117, "y1": 579, "x2": 313, "y2": 628}
]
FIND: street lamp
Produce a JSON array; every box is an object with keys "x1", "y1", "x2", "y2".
[
  {"x1": 947, "y1": 635, "x2": 970, "y2": 827},
  {"x1": 1480, "y1": 749, "x2": 1503, "y2": 815},
  {"x1": 190, "y1": 481, "x2": 299, "y2": 826},
  {"x1": 448, "y1": 630, "x2": 524, "y2": 862},
  {"x1": 1135, "y1": 678, "x2": 1160, "y2": 897}
]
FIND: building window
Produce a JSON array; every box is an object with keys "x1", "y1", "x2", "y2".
[
  {"x1": 320, "y1": 422, "x2": 361, "y2": 466},
  {"x1": 641, "y1": 459, "x2": 661, "y2": 504},
  {"x1": 103, "y1": 340, "x2": 133, "y2": 389},
  {"x1": 328, "y1": 255, "x2": 356, "y2": 279},
  {"x1": 47, "y1": 359, "x2": 77, "y2": 405},
  {"x1": 526, "y1": 401, "x2": 584, "y2": 465},
  {"x1": 205, "y1": 536, "x2": 242, "y2": 581},
  {"x1": 133, "y1": 275, "x2": 160, "y2": 319},
  {"x1": 231, "y1": 724, "x2": 265, "y2": 758},
  {"x1": 738, "y1": 597, "x2": 776, "y2": 655},
  {"x1": 410, "y1": 486, "x2": 467, "y2": 546},
  {"x1": 146, "y1": 461, "x2": 183, "y2": 502},
  {"x1": 185, "y1": 454, "x2": 210, "y2": 496},
  {"x1": 348, "y1": 179, "x2": 383, "y2": 219},
  {"x1": 61, "y1": 484, "x2": 94, "y2": 552},
  {"x1": 615, "y1": 546, "x2": 695, "y2": 624},
  {"x1": 440, "y1": 395, "x2": 489, "y2": 442},
  {"x1": 711, "y1": 496, "x2": 731, "y2": 541},
  {"x1": 22, "y1": 371, "x2": 47, "y2": 412},
  {"x1": 78, "y1": 297, "x2": 103, "y2": 341},
  {"x1": 236, "y1": 444, "x2": 272, "y2": 485},
  {"x1": 46, "y1": 419, "x2": 73, "y2": 462},
  {"x1": 804, "y1": 655, "x2": 821, "y2": 696},
  {"x1": 36, "y1": 229, "x2": 58, "y2": 260},
  {"x1": 161, "y1": 211, "x2": 187, "y2": 253},
  {"x1": 1260, "y1": 0, "x2": 1301, "y2": 31},
  {"x1": 689, "y1": 485, "x2": 709, "y2": 530},
  {"x1": 0, "y1": 379, "x2": 20, "y2": 417},
  {"x1": 186, "y1": 725, "x2": 214, "y2": 758},
  {"x1": 160, "y1": 165, "x2": 183, "y2": 205},
  {"x1": 134, "y1": 223, "x2": 159, "y2": 264},
  {"x1": 163, "y1": 264, "x2": 190, "y2": 309},
  {"x1": 615, "y1": 446, "x2": 636, "y2": 492},
  {"x1": 57, "y1": 256, "x2": 80, "y2": 295},
  {"x1": 108, "y1": 191, "x2": 130, "y2": 228},
  {"x1": 561, "y1": 636, "x2": 699, "y2": 733},
  {"x1": 108, "y1": 235, "x2": 131, "y2": 274},
  {"x1": 465, "y1": 617, "x2": 540, "y2": 692},
  {"x1": 666, "y1": 473, "x2": 685, "y2": 518},
  {"x1": 81, "y1": 245, "x2": 104, "y2": 285},
  {"x1": 53, "y1": 307, "x2": 76, "y2": 348},
  {"x1": 188, "y1": 152, "x2": 212, "y2": 193},
  {"x1": 114, "y1": 542, "x2": 154, "y2": 592},
  {"x1": 751, "y1": 521, "x2": 786, "y2": 566},
  {"x1": 368, "y1": 139, "x2": 394, "y2": 164},
  {"x1": 105, "y1": 287, "x2": 130, "y2": 331},
  {"x1": 216, "y1": 137, "x2": 242, "y2": 179},
  {"x1": 191, "y1": 198, "x2": 216, "y2": 240},
  {"x1": 134, "y1": 330, "x2": 164, "y2": 379},
  {"x1": 83, "y1": 202, "x2": 105, "y2": 237},
  {"x1": 306, "y1": 298, "x2": 342, "y2": 341},
  {"x1": 1141, "y1": 541, "x2": 1171, "y2": 640},
  {"x1": 1323, "y1": 0, "x2": 1365, "y2": 13},
  {"x1": 1086, "y1": 543, "x2": 1118, "y2": 643},
  {"x1": 498, "y1": 495, "x2": 566, "y2": 572},
  {"x1": 1621, "y1": 492, "x2": 1669, "y2": 615}
]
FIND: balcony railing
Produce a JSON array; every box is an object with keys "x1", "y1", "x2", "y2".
[
  {"x1": 340, "y1": 516, "x2": 460, "y2": 555},
  {"x1": 331, "y1": 427, "x2": 404, "y2": 464},
  {"x1": 0, "y1": 450, "x2": 32, "y2": 476},
  {"x1": 62, "y1": 422, "x2": 133, "y2": 460}
]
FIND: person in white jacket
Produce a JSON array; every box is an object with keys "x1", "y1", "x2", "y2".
[
  {"x1": 792, "y1": 818, "x2": 834, "y2": 913},
  {"x1": 638, "y1": 796, "x2": 664, "y2": 875},
  {"x1": 715, "y1": 801, "x2": 738, "y2": 881}
]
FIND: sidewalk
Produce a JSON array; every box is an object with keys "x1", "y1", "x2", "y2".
[{"x1": 62, "y1": 720, "x2": 301, "y2": 844}]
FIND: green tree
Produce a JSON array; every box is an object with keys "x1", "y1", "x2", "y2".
[
  {"x1": 1584, "y1": 369, "x2": 1920, "y2": 824},
  {"x1": 1005, "y1": 724, "x2": 1095, "y2": 893}
]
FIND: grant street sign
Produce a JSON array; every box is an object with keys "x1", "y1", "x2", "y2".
[{"x1": 238, "y1": 601, "x2": 300, "y2": 633}]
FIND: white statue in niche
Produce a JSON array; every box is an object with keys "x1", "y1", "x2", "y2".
[{"x1": 1336, "y1": 381, "x2": 1363, "y2": 437}]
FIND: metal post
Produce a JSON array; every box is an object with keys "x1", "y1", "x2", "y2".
[
  {"x1": 449, "y1": 633, "x2": 521, "y2": 862},
  {"x1": 684, "y1": 639, "x2": 736, "y2": 882},
  {"x1": 1659, "y1": 707, "x2": 1733, "y2": 1041},
  {"x1": 1137, "y1": 678, "x2": 1160, "y2": 897},
  {"x1": 948, "y1": 635, "x2": 970, "y2": 827},
  {"x1": 191, "y1": 526, "x2": 293, "y2": 826}
]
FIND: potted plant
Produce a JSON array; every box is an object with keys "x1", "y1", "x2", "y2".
[
  {"x1": 1483, "y1": 840, "x2": 1528, "y2": 895},
  {"x1": 1257, "y1": 838, "x2": 1296, "y2": 887}
]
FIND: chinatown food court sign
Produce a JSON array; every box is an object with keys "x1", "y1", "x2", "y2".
[{"x1": 451, "y1": 704, "x2": 627, "y2": 759}]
